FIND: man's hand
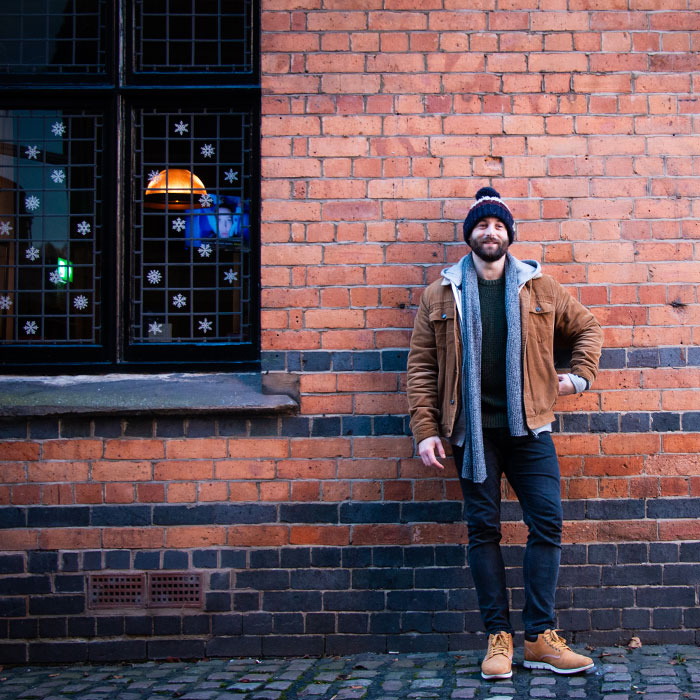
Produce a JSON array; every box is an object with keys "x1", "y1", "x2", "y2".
[
  {"x1": 418, "y1": 436, "x2": 446, "y2": 470},
  {"x1": 557, "y1": 374, "x2": 576, "y2": 396}
]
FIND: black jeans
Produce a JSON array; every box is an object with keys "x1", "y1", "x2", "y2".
[{"x1": 453, "y1": 428, "x2": 563, "y2": 636}]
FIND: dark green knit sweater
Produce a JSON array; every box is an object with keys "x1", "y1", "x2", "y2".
[{"x1": 477, "y1": 276, "x2": 508, "y2": 428}]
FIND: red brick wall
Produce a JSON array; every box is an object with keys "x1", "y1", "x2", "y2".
[{"x1": 259, "y1": 0, "x2": 700, "y2": 543}]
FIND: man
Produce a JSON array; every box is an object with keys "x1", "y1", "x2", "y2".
[{"x1": 406, "y1": 187, "x2": 603, "y2": 680}]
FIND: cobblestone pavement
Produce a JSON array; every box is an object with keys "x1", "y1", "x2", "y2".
[{"x1": 1, "y1": 645, "x2": 700, "y2": 700}]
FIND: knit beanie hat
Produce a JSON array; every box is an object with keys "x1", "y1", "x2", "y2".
[{"x1": 463, "y1": 187, "x2": 515, "y2": 243}]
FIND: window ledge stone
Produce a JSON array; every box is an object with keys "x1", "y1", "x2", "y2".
[{"x1": 0, "y1": 373, "x2": 298, "y2": 417}]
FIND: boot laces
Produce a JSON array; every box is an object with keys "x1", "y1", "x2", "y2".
[
  {"x1": 545, "y1": 629, "x2": 570, "y2": 651},
  {"x1": 487, "y1": 632, "x2": 511, "y2": 658}
]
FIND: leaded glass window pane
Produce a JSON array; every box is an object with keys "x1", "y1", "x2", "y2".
[
  {"x1": 131, "y1": 108, "x2": 252, "y2": 345},
  {"x1": 0, "y1": 110, "x2": 103, "y2": 344},
  {"x1": 133, "y1": 0, "x2": 252, "y2": 74},
  {"x1": 0, "y1": 1, "x2": 108, "y2": 75}
]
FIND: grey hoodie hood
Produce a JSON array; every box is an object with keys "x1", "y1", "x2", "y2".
[{"x1": 441, "y1": 252, "x2": 541, "y2": 320}]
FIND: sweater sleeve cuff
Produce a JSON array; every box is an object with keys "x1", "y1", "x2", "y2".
[{"x1": 568, "y1": 373, "x2": 589, "y2": 393}]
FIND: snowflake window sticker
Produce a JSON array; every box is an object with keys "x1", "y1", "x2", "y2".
[
  {"x1": 73, "y1": 295, "x2": 89, "y2": 311},
  {"x1": 25, "y1": 195, "x2": 40, "y2": 211},
  {"x1": 200, "y1": 143, "x2": 215, "y2": 158},
  {"x1": 77, "y1": 221, "x2": 91, "y2": 236},
  {"x1": 51, "y1": 121, "x2": 66, "y2": 137},
  {"x1": 25, "y1": 246, "x2": 40, "y2": 261},
  {"x1": 174, "y1": 120, "x2": 189, "y2": 135},
  {"x1": 25, "y1": 145, "x2": 40, "y2": 160},
  {"x1": 24, "y1": 320, "x2": 38, "y2": 335},
  {"x1": 49, "y1": 271, "x2": 62, "y2": 285},
  {"x1": 147, "y1": 269, "x2": 162, "y2": 285},
  {"x1": 148, "y1": 322, "x2": 163, "y2": 335},
  {"x1": 198, "y1": 318, "x2": 213, "y2": 333},
  {"x1": 0, "y1": 295, "x2": 12, "y2": 310},
  {"x1": 172, "y1": 217, "x2": 186, "y2": 232},
  {"x1": 172, "y1": 293, "x2": 187, "y2": 308},
  {"x1": 50, "y1": 169, "x2": 66, "y2": 184},
  {"x1": 224, "y1": 269, "x2": 238, "y2": 283},
  {"x1": 224, "y1": 169, "x2": 238, "y2": 183},
  {"x1": 198, "y1": 243, "x2": 212, "y2": 258},
  {"x1": 199, "y1": 193, "x2": 213, "y2": 207},
  {"x1": 0, "y1": 221, "x2": 13, "y2": 236},
  {"x1": 148, "y1": 169, "x2": 160, "y2": 181}
]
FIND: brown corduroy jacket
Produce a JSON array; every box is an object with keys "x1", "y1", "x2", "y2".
[{"x1": 406, "y1": 263, "x2": 603, "y2": 446}]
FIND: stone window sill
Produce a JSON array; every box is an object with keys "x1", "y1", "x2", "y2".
[{"x1": 0, "y1": 373, "x2": 298, "y2": 417}]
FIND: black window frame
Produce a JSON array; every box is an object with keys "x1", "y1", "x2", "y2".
[{"x1": 0, "y1": 0, "x2": 261, "y2": 374}]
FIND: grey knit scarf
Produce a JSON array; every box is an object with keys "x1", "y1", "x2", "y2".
[{"x1": 459, "y1": 253, "x2": 527, "y2": 483}]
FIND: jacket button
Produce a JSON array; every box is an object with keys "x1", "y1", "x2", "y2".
[
  {"x1": 441, "y1": 313, "x2": 447, "y2": 319},
  {"x1": 450, "y1": 399, "x2": 455, "y2": 404},
  {"x1": 535, "y1": 306, "x2": 541, "y2": 312}
]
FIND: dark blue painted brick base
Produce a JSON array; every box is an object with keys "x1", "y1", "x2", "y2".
[{"x1": 2, "y1": 542, "x2": 700, "y2": 662}]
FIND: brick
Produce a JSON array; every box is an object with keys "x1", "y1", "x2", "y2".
[
  {"x1": 220, "y1": 438, "x2": 288, "y2": 459},
  {"x1": 659, "y1": 521, "x2": 700, "y2": 541},
  {"x1": 601, "y1": 434, "x2": 660, "y2": 455},
  {"x1": 27, "y1": 461, "x2": 89, "y2": 482},
  {"x1": 261, "y1": 157, "x2": 320, "y2": 178},
  {"x1": 214, "y1": 460, "x2": 276, "y2": 480},
  {"x1": 91, "y1": 461, "x2": 152, "y2": 482},
  {"x1": 600, "y1": 391, "x2": 661, "y2": 412},
  {"x1": 663, "y1": 434, "x2": 700, "y2": 453},
  {"x1": 530, "y1": 11, "x2": 590, "y2": 31},
  {"x1": 133, "y1": 483, "x2": 163, "y2": 503},
  {"x1": 0, "y1": 463, "x2": 27, "y2": 484},
  {"x1": 426, "y1": 52, "x2": 485, "y2": 73},
  {"x1": 39, "y1": 528, "x2": 100, "y2": 549},
  {"x1": 662, "y1": 390, "x2": 700, "y2": 411},
  {"x1": 228, "y1": 525, "x2": 288, "y2": 546},
  {"x1": 321, "y1": 115, "x2": 382, "y2": 136},
  {"x1": 160, "y1": 439, "x2": 226, "y2": 460},
  {"x1": 0, "y1": 442, "x2": 42, "y2": 464},
  {"x1": 530, "y1": 52, "x2": 588, "y2": 73},
  {"x1": 364, "y1": 10, "x2": 426, "y2": 30},
  {"x1": 165, "y1": 526, "x2": 226, "y2": 548},
  {"x1": 103, "y1": 482, "x2": 134, "y2": 503},
  {"x1": 102, "y1": 527, "x2": 163, "y2": 549},
  {"x1": 573, "y1": 74, "x2": 632, "y2": 94},
  {"x1": 285, "y1": 438, "x2": 351, "y2": 459},
  {"x1": 646, "y1": 454, "x2": 700, "y2": 476},
  {"x1": 289, "y1": 526, "x2": 350, "y2": 545},
  {"x1": 353, "y1": 524, "x2": 411, "y2": 545},
  {"x1": 102, "y1": 440, "x2": 163, "y2": 460}
]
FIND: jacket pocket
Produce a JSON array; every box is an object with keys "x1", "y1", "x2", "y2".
[
  {"x1": 429, "y1": 305, "x2": 455, "y2": 350},
  {"x1": 528, "y1": 299, "x2": 554, "y2": 343}
]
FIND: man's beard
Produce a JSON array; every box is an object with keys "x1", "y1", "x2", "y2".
[{"x1": 468, "y1": 235, "x2": 509, "y2": 262}]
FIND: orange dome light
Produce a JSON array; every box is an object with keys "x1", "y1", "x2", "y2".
[{"x1": 144, "y1": 169, "x2": 207, "y2": 210}]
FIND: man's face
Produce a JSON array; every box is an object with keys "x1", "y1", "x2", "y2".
[
  {"x1": 217, "y1": 207, "x2": 233, "y2": 238},
  {"x1": 468, "y1": 216, "x2": 509, "y2": 262}
]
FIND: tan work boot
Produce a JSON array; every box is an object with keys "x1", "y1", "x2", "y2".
[
  {"x1": 523, "y1": 629, "x2": 594, "y2": 674},
  {"x1": 481, "y1": 630, "x2": 513, "y2": 680}
]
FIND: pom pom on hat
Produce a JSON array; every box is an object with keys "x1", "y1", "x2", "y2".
[
  {"x1": 475, "y1": 186, "x2": 500, "y2": 200},
  {"x1": 463, "y1": 187, "x2": 515, "y2": 243}
]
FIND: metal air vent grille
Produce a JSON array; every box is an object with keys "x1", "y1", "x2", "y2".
[
  {"x1": 88, "y1": 574, "x2": 146, "y2": 608},
  {"x1": 148, "y1": 572, "x2": 202, "y2": 608}
]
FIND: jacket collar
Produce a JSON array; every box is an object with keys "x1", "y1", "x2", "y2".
[{"x1": 441, "y1": 252, "x2": 541, "y2": 291}]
